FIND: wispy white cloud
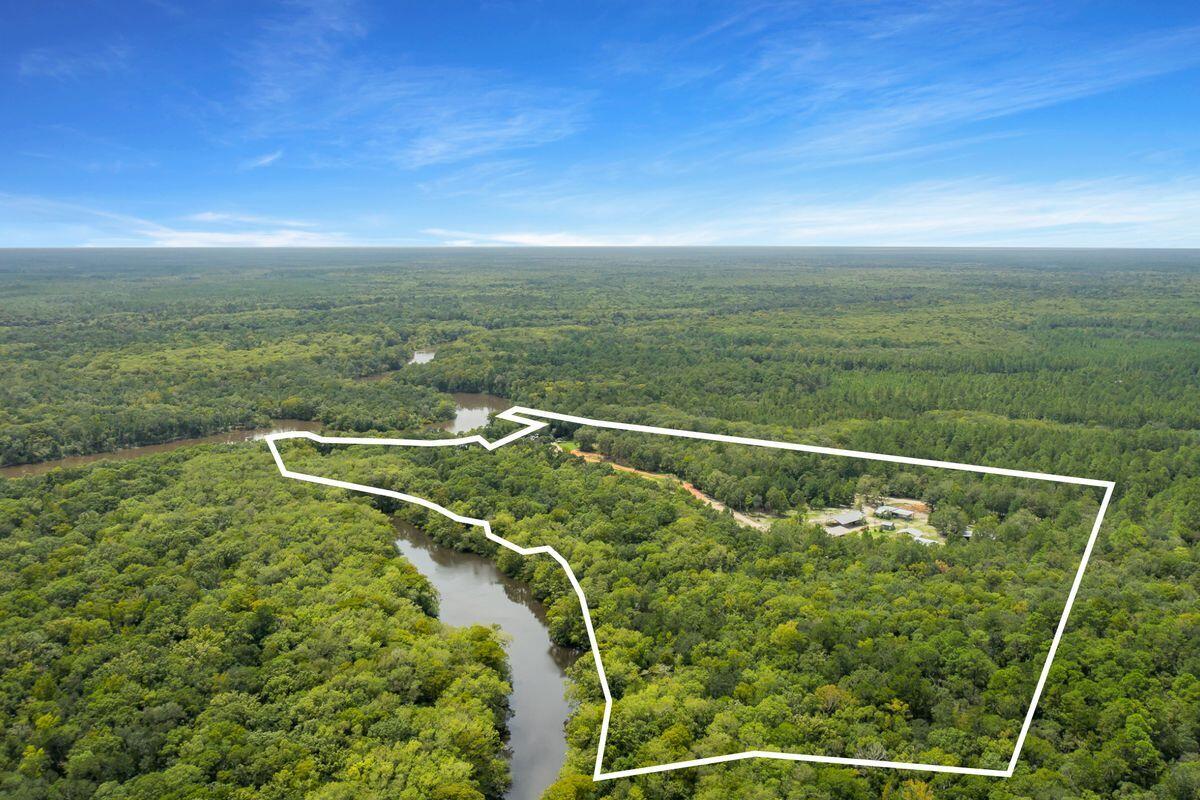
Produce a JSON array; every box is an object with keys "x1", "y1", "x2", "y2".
[
  {"x1": 236, "y1": 1, "x2": 584, "y2": 169},
  {"x1": 183, "y1": 211, "x2": 313, "y2": 227},
  {"x1": 420, "y1": 227, "x2": 657, "y2": 247},
  {"x1": 7, "y1": 3, "x2": 1199, "y2": 249},
  {"x1": 239, "y1": 149, "x2": 283, "y2": 169},
  {"x1": 758, "y1": 25, "x2": 1200, "y2": 164},
  {"x1": 0, "y1": 193, "x2": 344, "y2": 247},
  {"x1": 415, "y1": 159, "x2": 536, "y2": 197},
  {"x1": 422, "y1": 176, "x2": 1200, "y2": 247},
  {"x1": 6, "y1": 174, "x2": 1199, "y2": 248},
  {"x1": 21, "y1": 149, "x2": 158, "y2": 174},
  {"x1": 769, "y1": 177, "x2": 1200, "y2": 246},
  {"x1": 421, "y1": 227, "x2": 713, "y2": 246},
  {"x1": 133, "y1": 228, "x2": 343, "y2": 247},
  {"x1": 17, "y1": 124, "x2": 158, "y2": 174},
  {"x1": 592, "y1": 5, "x2": 1200, "y2": 169},
  {"x1": 18, "y1": 43, "x2": 131, "y2": 80},
  {"x1": 391, "y1": 5, "x2": 1200, "y2": 222}
]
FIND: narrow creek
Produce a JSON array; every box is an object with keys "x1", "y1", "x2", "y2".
[{"x1": 393, "y1": 519, "x2": 578, "y2": 800}]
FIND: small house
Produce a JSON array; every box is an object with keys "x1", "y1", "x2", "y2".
[
  {"x1": 899, "y1": 527, "x2": 925, "y2": 538},
  {"x1": 827, "y1": 525, "x2": 853, "y2": 537}
]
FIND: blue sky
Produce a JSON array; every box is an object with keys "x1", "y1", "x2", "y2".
[{"x1": 3, "y1": 1, "x2": 1199, "y2": 247}]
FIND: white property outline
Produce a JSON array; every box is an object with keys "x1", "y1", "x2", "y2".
[{"x1": 264, "y1": 406, "x2": 1115, "y2": 782}]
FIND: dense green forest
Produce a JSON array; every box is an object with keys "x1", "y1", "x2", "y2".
[
  {"x1": 2, "y1": 248, "x2": 1200, "y2": 799},
  {"x1": 0, "y1": 448, "x2": 512, "y2": 800},
  {"x1": 276, "y1": 436, "x2": 1104, "y2": 783}
]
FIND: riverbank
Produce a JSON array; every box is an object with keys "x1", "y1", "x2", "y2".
[
  {"x1": 356, "y1": 348, "x2": 436, "y2": 381},
  {"x1": 435, "y1": 392, "x2": 512, "y2": 434},
  {"x1": 0, "y1": 420, "x2": 324, "y2": 478},
  {"x1": 392, "y1": 519, "x2": 578, "y2": 800},
  {"x1": 0, "y1": 388, "x2": 510, "y2": 478}
]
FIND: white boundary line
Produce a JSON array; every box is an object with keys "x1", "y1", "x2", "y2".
[{"x1": 264, "y1": 406, "x2": 1115, "y2": 781}]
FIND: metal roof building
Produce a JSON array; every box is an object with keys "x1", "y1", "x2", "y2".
[
  {"x1": 829, "y1": 509, "x2": 865, "y2": 527},
  {"x1": 875, "y1": 505, "x2": 915, "y2": 519}
]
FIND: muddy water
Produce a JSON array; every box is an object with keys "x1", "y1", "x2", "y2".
[
  {"x1": 437, "y1": 392, "x2": 513, "y2": 433},
  {"x1": 393, "y1": 519, "x2": 577, "y2": 800},
  {"x1": 408, "y1": 349, "x2": 435, "y2": 364},
  {"x1": 0, "y1": 420, "x2": 324, "y2": 478},
  {"x1": 409, "y1": 390, "x2": 574, "y2": 798}
]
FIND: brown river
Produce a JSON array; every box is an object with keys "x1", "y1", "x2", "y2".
[
  {"x1": 438, "y1": 392, "x2": 512, "y2": 433},
  {"x1": 0, "y1": 388, "x2": 511, "y2": 478},
  {"x1": 2, "y1": 389, "x2": 575, "y2": 799},
  {"x1": 0, "y1": 420, "x2": 324, "y2": 478},
  {"x1": 393, "y1": 519, "x2": 578, "y2": 799}
]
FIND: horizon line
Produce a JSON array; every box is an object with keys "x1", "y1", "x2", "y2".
[{"x1": 3, "y1": 244, "x2": 1200, "y2": 252}]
